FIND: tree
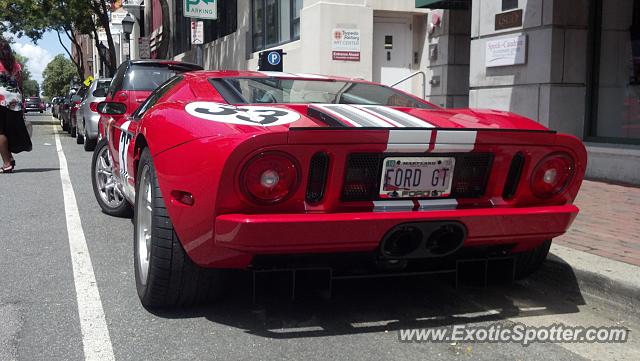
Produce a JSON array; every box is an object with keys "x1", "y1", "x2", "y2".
[
  {"x1": 23, "y1": 79, "x2": 40, "y2": 96},
  {"x1": 14, "y1": 53, "x2": 39, "y2": 96},
  {"x1": 42, "y1": 54, "x2": 76, "y2": 97},
  {"x1": 0, "y1": 0, "x2": 121, "y2": 77}
]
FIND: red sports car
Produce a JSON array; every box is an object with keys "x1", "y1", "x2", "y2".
[{"x1": 92, "y1": 71, "x2": 586, "y2": 307}]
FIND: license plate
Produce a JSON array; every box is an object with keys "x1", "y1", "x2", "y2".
[{"x1": 379, "y1": 157, "x2": 455, "y2": 199}]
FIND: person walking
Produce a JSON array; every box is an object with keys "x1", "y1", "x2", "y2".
[{"x1": 0, "y1": 37, "x2": 32, "y2": 173}]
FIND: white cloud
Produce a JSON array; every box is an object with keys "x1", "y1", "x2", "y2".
[{"x1": 11, "y1": 42, "x2": 54, "y2": 85}]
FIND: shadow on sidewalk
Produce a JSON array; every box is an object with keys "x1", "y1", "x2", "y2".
[
  {"x1": 12, "y1": 168, "x2": 59, "y2": 173},
  {"x1": 148, "y1": 256, "x2": 585, "y2": 339}
]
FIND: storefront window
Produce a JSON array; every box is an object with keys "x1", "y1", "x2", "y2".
[
  {"x1": 252, "y1": 0, "x2": 300, "y2": 51},
  {"x1": 591, "y1": 0, "x2": 640, "y2": 142}
]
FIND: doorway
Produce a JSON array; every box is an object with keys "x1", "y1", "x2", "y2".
[{"x1": 373, "y1": 17, "x2": 413, "y2": 93}]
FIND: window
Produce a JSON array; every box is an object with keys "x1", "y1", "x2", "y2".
[
  {"x1": 210, "y1": 77, "x2": 433, "y2": 109},
  {"x1": 174, "y1": 0, "x2": 237, "y2": 55},
  {"x1": 203, "y1": 0, "x2": 238, "y2": 43},
  {"x1": 123, "y1": 63, "x2": 202, "y2": 91},
  {"x1": 133, "y1": 76, "x2": 183, "y2": 119},
  {"x1": 252, "y1": 0, "x2": 301, "y2": 51},
  {"x1": 502, "y1": 0, "x2": 518, "y2": 11},
  {"x1": 587, "y1": 0, "x2": 640, "y2": 143}
]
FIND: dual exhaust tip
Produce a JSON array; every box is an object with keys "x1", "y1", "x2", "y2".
[{"x1": 380, "y1": 222, "x2": 466, "y2": 259}]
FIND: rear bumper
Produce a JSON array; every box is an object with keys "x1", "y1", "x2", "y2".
[{"x1": 213, "y1": 205, "x2": 578, "y2": 261}]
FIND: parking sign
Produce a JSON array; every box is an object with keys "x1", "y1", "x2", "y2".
[{"x1": 184, "y1": 0, "x2": 218, "y2": 20}]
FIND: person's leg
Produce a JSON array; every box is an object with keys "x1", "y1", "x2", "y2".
[{"x1": 0, "y1": 134, "x2": 11, "y2": 168}]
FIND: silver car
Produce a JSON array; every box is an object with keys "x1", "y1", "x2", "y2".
[{"x1": 77, "y1": 78, "x2": 112, "y2": 151}]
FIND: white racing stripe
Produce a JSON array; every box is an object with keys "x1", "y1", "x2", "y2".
[
  {"x1": 432, "y1": 130, "x2": 477, "y2": 153},
  {"x1": 373, "y1": 200, "x2": 415, "y2": 212},
  {"x1": 54, "y1": 123, "x2": 115, "y2": 361},
  {"x1": 418, "y1": 199, "x2": 458, "y2": 210},
  {"x1": 385, "y1": 129, "x2": 432, "y2": 153},
  {"x1": 357, "y1": 105, "x2": 435, "y2": 128}
]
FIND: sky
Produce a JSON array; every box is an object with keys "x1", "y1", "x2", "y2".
[{"x1": 6, "y1": 31, "x2": 71, "y2": 85}]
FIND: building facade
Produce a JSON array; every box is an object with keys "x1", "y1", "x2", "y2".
[{"x1": 142, "y1": 0, "x2": 639, "y2": 185}]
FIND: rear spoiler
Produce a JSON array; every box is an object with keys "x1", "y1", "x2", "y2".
[{"x1": 287, "y1": 127, "x2": 557, "y2": 147}]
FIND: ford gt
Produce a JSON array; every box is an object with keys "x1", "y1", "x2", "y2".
[{"x1": 92, "y1": 71, "x2": 587, "y2": 307}]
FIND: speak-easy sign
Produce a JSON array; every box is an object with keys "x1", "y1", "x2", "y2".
[
  {"x1": 485, "y1": 35, "x2": 527, "y2": 67},
  {"x1": 185, "y1": 0, "x2": 218, "y2": 20}
]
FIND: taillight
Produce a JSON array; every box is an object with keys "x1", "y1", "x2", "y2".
[
  {"x1": 241, "y1": 152, "x2": 299, "y2": 204},
  {"x1": 530, "y1": 152, "x2": 575, "y2": 199},
  {"x1": 90, "y1": 102, "x2": 99, "y2": 112}
]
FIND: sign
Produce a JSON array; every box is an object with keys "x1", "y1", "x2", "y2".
[
  {"x1": 138, "y1": 37, "x2": 151, "y2": 59},
  {"x1": 331, "y1": 28, "x2": 360, "y2": 62},
  {"x1": 258, "y1": 49, "x2": 284, "y2": 71},
  {"x1": 495, "y1": 9, "x2": 523, "y2": 30},
  {"x1": 98, "y1": 30, "x2": 108, "y2": 42},
  {"x1": 185, "y1": 0, "x2": 217, "y2": 20},
  {"x1": 111, "y1": 10, "x2": 128, "y2": 24},
  {"x1": 266, "y1": 51, "x2": 281, "y2": 66},
  {"x1": 123, "y1": 41, "x2": 130, "y2": 56},
  {"x1": 191, "y1": 21, "x2": 204, "y2": 45},
  {"x1": 83, "y1": 76, "x2": 94, "y2": 87},
  {"x1": 485, "y1": 35, "x2": 527, "y2": 67},
  {"x1": 332, "y1": 51, "x2": 360, "y2": 61}
]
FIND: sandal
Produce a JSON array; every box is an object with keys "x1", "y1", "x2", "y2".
[{"x1": 1, "y1": 165, "x2": 13, "y2": 173}]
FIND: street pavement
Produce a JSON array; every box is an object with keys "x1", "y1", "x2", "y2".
[{"x1": 1, "y1": 113, "x2": 639, "y2": 361}]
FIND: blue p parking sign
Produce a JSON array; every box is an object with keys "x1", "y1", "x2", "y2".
[{"x1": 267, "y1": 51, "x2": 281, "y2": 66}]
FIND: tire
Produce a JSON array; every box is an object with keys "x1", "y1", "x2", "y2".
[
  {"x1": 77, "y1": 127, "x2": 84, "y2": 144},
  {"x1": 514, "y1": 240, "x2": 552, "y2": 280},
  {"x1": 62, "y1": 119, "x2": 68, "y2": 131},
  {"x1": 91, "y1": 139, "x2": 133, "y2": 217},
  {"x1": 84, "y1": 128, "x2": 97, "y2": 151},
  {"x1": 134, "y1": 148, "x2": 227, "y2": 308},
  {"x1": 70, "y1": 125, "x2": 76, "y2": 137}
]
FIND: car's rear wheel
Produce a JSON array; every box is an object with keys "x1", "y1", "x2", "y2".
[
  {"x1": 70, "y1": 125, "x2": 76, "y2": 138},
  {"x1": 134, "y1": 148, "x2": 227, "y2": 308},
  {"x1": 61, "y1": 118, "x2": 68, "y2": 131},
  {"x1": 514, "y1": 240, "x2": 552, "y2": 280},
  {"x1": 76, "y1": 125, "x2": 84, "y2": 144},
  {"x1": 91, "y1": 139, "x2": 132, "y2": 217},
  {"x1": 84, "y1": 126, "x2": 96, "y2": 151}
]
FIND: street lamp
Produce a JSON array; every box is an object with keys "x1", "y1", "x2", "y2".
[{"x1": 121, "y1": 13, "x2": 135, "y2": 61}]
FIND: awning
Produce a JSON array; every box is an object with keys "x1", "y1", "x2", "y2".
[{"x1": 415, "y1": 0, "x2": 470, "y2": 9}]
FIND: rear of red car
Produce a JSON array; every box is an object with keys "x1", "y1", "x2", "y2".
[{"x1": 152, "y1": 110, "x2": 586, "y2": 272}]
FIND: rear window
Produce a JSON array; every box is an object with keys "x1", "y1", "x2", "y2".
[
  {"x1": 27, "y1": 97, "x2": 41, "y2": 102},
  {"x1": 122, "y1": 64, "x2": 200, "y2": 91}
]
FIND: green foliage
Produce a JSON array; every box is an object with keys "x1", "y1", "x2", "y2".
[
  {"x1": 42, "y1": 54, "x2": 76, "y2": 97},
  {"x1": 0, "y1": 0, "x2": 118, "y2": 76},
  {"x1": 23, "y1": 79, "x2": 39, "y2": 96}
]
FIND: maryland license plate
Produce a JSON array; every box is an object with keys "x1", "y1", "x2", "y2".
[{"x1": 379, "y1": 157, "x2": 456, "y2": 199}]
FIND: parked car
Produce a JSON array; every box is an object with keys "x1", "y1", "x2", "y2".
[
  {"x1": 97, "y1": 60, "x2": 203, "y2": 140},
  {"x1": 24, "y1": 96, "x2": 45, "y2": 113},
  {"x1": 76, "y1": 78, "x2": 111, "y2": 151},
  {"x1": 69, "y1": 85, "x2": 89, "y2": 138},
  {"x1": 52, "y1": 97, "x2": 63, "y2": 118},
  {"x1": 60, "y1": 87, "x2": 80, "y2": 133},
  {"x1": 92, "y1": 71, "x2": 587, "y2": 308}
]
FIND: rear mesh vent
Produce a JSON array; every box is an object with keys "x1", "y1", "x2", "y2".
[
  {"x1": 451, "y1": 153, "x2": 493, "y2": 198},
  {"x1": 341, "y1": 153, "x2": 493, "y2": 201},
  {"x1": 306, "y1": 152, "x2": 330, "y2": 203},
  {"x1": 502, "y1": 152, "x2": 526, "y2": 199},
  {"x1": 341, "y1": 154, "x2": 381, "y2": 201}
]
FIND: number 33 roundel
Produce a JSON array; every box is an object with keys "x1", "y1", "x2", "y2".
[{"x1": 185, "y1": 102, "x2": 301, "y2": 126}]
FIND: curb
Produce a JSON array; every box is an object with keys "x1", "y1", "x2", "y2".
[{"x1": 546, "y1": 244, "x2": 640, "y2": 308}]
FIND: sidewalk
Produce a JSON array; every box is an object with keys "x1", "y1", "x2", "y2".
[{"x1": 555, "y1": 180, "x2": 640, "y2": 267}]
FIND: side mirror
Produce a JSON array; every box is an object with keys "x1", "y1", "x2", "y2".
[
  {"x1": 93, "y1": 88, "x2": 107, "y2": 97},
  {"x1": 97, "y1": 101, "x2": 127, "y2": 116}
]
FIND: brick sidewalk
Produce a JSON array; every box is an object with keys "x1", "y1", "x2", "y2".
[{"x1": 555, "y1": 180, "x2": 640, "y2": 267}]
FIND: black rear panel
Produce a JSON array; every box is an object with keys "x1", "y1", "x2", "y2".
[{"x1": 341, "y1": 153, "x2": 493, "y2": 201}]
